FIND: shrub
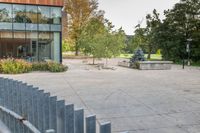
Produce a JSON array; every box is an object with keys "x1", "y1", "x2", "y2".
[
  {"x1": 47, "y1": 62, "x2": 68, "y2": 72},
  {"x1": 32, "y1": 62, "x2": 49, "y2": 71},
  {"x1": 130, "y1": 48, "x2": 145, "y2": 68},
  {"x1": 0, "y1": 59, "x2": 32, "y2": 74},
  {"x1": 0, "y1": 59, "x2": 68, "y2": 74},
  {"x1": 32, "y1": 61, "x2": 68, "y2": 72},
  {"x1": 130, "y1": 48, "x2": 145, "y2": 63}
]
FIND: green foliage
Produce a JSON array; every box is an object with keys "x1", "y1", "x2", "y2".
[
  {"x1": 129, "y1": 48, "x2": 146, "y2": 68},
  {"x1": 47, "y1": 62, "x2": 68, "y2": 72},
  {"x1": 124, "y1": 35, "x2": 134, "y2": 53},
  {"x1": 32, "y1": 62, "x2": 49, "y2": 71},
  {"x1": 79, "y1": 18, "x2": 126, "y2": 60},
  {"x1": 131, "y1": 28, "x2": 149, "y2": 53},
  {"x1": 127, "y1": 9, "x2": 160, "y2": 55},
  {"x1": 192, "y1": 61, "x2": 200, "y2": 67},
  {"x1": 144, "y1": 0, "x2": 200, "y2": 62},
  {"x1": 156, "y1": 49, "x2": 161, "y2": 55},
  {"x1": 130, "y1": 48, "x2": 145, "y2": 63},
  {"x1": 32, "y1": 62, "x2": 68, "y2": 72},
  {"x1": 0, "y1": 59, "x2": 68, "y2": 74},
  {"x1": 65, "y1": 0, "x2": 104, "y2": 55},
  {"x1": 0, "y1": 59, "x2": 32, "y2": 74},
  {"x1": 62, "y1": 39, "x2": 75, "y2": 52}
]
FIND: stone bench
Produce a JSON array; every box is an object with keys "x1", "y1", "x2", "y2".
[{"x1": 138, "y1": 61, "x2": 173, "y2": 70}]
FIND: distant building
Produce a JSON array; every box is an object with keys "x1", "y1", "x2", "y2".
[{"x1": 0, "y1": 0, "x2": 64, "y2": 63}]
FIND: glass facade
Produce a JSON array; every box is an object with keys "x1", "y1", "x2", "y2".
[{"x1": 0, "y1": 3, "x2": 62, "y2": 62}]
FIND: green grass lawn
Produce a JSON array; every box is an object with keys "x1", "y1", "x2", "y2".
[
  {"x1": 192, "y1": 62, "x2": 200, "y2": 67},
  {"x1": 118, "y1": 54, "x2": 162, "y2": 60},
  {"x1": 118, "y1": 54, "x2": 133, "y2": 59},
  {"x1": 175, "y1": 61, "x2": 200, "y2": 67},
  {"x1": 63, "y1": 52, "x2": 162, "y2": 61}
]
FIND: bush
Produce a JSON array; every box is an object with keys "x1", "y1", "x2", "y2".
[
  {"x1": 0, "y1": 59, "x2": 32, "y2": 74},
  {"x1": 130, "y1": 48, "x2": 145, "y2": 63},
  {"x1": 32, "y1": 62, "x2": 49, "y2": 71},
  {"x1": 47, "y1": 62, "x2": 68, "y2": 72},
  {"x1": 32, "y1": 61, "x2": 68, "y2": 72},
  {"x1": 0, "y1": 59, "x2": 68, "y2": 74},
  {"x1": 129, "y1": 48, "x2": 145, "y2": 68}
]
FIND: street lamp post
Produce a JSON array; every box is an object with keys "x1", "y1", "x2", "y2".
[{"x1": 186, "y1": 38, "x2": 192, "y2": 66}]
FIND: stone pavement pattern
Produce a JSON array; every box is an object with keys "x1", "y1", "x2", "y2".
[{"x1": 1, "y1": 59, "x2": 200, "y2": 133}]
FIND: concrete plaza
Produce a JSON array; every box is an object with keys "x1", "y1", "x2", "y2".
[{"x1": 1, "y1": 59, "x2": 200, "y2": 133}]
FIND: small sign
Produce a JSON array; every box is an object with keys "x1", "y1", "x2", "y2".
[{"x1": 186, "y1": 43, "x2": 190, "y2": 52}]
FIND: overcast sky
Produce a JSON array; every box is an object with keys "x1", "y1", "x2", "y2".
[{"x1": 98, "y1": 0, "x2": 179, "y2": 35}]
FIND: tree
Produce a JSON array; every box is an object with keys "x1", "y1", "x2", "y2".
[
  {"x1": 64, "y1": 0, "x2": 104, "y2": 55},
  {"x1": 130, "y1": 48, "x2": 145, "y2": 63},
  {"x1": 62, "y1": 39, "x2": 75, "y2": 52},
  {"x1": 145, "y1": 9, "x2": 161, "y2": 59},
  {"x1": 128, "y1": 10, "x2": 160, "y2": 58},
  {"x1": 131, "y1": 26, "x2": 148, "y2": 53},
  {"x1": 78, "y1": 18, "x2": 126, "y2": 64},
  {"x1": 152, "y1": 0, "x2": 200, "y2": 62}
]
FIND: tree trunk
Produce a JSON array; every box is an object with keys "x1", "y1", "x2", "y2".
[
  {"x1": 147, "y1": 52, "x2": 151, "y2": 60},
  {"x1": 147, "y1": 44, "x2": 151, "y2": 60},
  {"x1": 105, "y1": 58, "x2": 108, "y2": 67},
  {"x1": 93, "y1": 56, "x2": 95, "y2": 65},
  {"x1": 75, "y1": 39, "x2": 79, "y2": 56}
]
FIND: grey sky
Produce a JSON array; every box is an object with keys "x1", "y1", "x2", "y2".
[{"x1": 98, "y1": 0, "x2": 179, "y2": 35}]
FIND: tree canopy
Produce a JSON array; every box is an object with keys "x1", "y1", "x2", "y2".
[
  {"x1": 65, "y1": 0, "x2": 104, "y2": 55},
  {"x1": 130, "y1": 0, "x2": 200, "y2": 62},
  {"x1": 153, "y1": 0, "x2": 200, "y2": 62},
  {"x1": 78, "y1": 18, "x2": 126, "y2": 63}
]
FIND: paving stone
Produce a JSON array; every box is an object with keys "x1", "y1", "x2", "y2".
[{"x1": 1, "y1": 59, "x2": 200, "y2": 133}]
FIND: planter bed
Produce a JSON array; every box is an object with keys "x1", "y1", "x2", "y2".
[{"x1": 138, "y1": 61, "x2": 173, "y2": 70}]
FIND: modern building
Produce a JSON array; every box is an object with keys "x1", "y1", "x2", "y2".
[{"x1": 0, "y1": 0, "x2": 64, "y2": 63}]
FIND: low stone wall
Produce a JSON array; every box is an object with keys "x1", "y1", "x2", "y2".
[
  {"x1": 138, "y1": 61, "x2": 173, "y2": 70},
  {"x1": 118, "y1": 61, "x2": 130, "y2": 67}
]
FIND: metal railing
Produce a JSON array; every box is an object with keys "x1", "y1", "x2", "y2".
[{"x1": 0, "y1": 77, "x2": 118, "y2": 133}]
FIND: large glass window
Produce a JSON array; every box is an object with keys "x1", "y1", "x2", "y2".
[
  {"x1": 26, "y1": 32, "x2": 38, "y2": 61},
  {"x1": 13, "y1": 4, "x2": 26, "y2": 30},
  {"x1": 0, "y1": 31, "x2": 13, "y2": 58},
  {"x1": 0, "y1": 4, "x2": 62, "y2": 62},
  {"x1": 0, "y1": 4, "x2": 12, "y2": 30},
  {"x1": 38, "y1": 6, "x2": 51, "y2": 24},
  {"x1": 0, "y1": 4, "x2": 12, "y2": 22},
  {"x1": 26, "y1": 5, "x2": 38, "y2": 31},
  {"x1": 13, "y1": 5, "x2": 26, "y2": 23},
  {"x1": 51, "y1": 7, "x2": 61, "y2": 24},
  {"x1": 26, "y1": 5, "x2": 38, "y2": 24},
  {"x1": 13, "y1": 32, "x2": 27, "y2": 58},
  {"x1": 38, "y1": 32, "x2": 52, "y2": 61}
]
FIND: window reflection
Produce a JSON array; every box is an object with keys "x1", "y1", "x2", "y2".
[
  {"x1": 38, "y1": 6, "x2": 51, "y2": 24},
  {"x1": 26, "y1": 5, "x2": 38, "y2": 23},
  {"x1": 51, "y1": 7, "x2": 61, "y2": 24},
  {"x1": 0, "y1": 31, "x2": 13, "y2": 38},
  {"x1": 0, "y1": 4, "x2": 61, "y2": 62},
  {"x1": 38, "y1": 32, "x2": 52, "y2": 61},
  {"x1": 13, "y1": 32, "x2": 27, "y2": 58},
  {"x1": 26, "y1": 32, "x2": 38, "y2": 61},
  {"x1": 13, "y1": 5, "x2": 26, "y2": 23},
  {"x1": 0, "y1": 4, "x2": 12, "y2": 22}
]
